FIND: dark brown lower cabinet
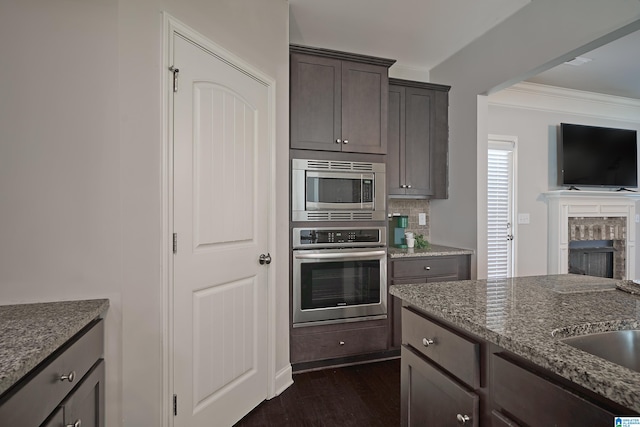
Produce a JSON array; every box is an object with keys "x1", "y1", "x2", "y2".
[
  {"x1": 401, "y1": 345, "x2": 478, "y2": 426},
  {"x1": 389, "y1": 254, "x2": 471, "y2": 349},
  {"x1": 290, "y1": 319, "x2": 389, "y2": 368},
  {"x1": 43, "y1": 360, "x2": 105, "y2": 427},
  {"x1": 492, "y1": 353, "x2": 616, "y2": 426},
  {"x1": 400, "y1": 305, "x2": 638, "y2": 426},
  {"x1": 0, "y1": 319, "x2": 105, "y2": 427}
]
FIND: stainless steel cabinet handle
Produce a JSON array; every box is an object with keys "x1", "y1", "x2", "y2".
[
  {"x1": 66, "y1": 420, "x2": 81, "y2": 427},
  {"x1": 456, "y1": 414, "x2": 470, "y2": 424},
  {"x1": 294, "y1": 250, "x2": 386, "y2": 260},
  {"x1": 59, "y1": 371, "x2": 76, "y2": 382},
  {"x1": 422, "y1": 338, "x2": 434, "y2": 347},
  {"x1": 424, "y1": 266, "x2": 431, "y2": 271},
  {"x1": 400, "y1": 184, "x2": 406, "y2": 188},
  {"x1": 258, "y1": 253, "x2": 272, "y2": 265},
  {"x1": 336, "y1": 138, "x2": 342, "y2": 144},
  {"x1": 339, "y1": 341, "x2": 345, "y2": 346},
  {"x1": 407, "y1": 185, "x2": 412, "y2": 188},
  {"x1": 343, "y1": 139, "x2": 348, "y2": 144}
]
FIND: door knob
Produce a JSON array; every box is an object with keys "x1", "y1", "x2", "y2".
[{"x1": 259, "y1": 253, "x2": 272, "y2": 265}]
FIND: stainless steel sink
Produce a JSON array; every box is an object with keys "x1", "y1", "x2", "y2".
[{"x1": 561, "y1": 330, "x2": 640, "y2": 372}]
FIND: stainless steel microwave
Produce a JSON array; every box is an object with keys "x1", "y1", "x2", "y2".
[{"x1": 292, "y1": 158, "x2": 386, "y2": 221}]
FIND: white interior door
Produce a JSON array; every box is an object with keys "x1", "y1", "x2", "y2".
[{"x1": 171, "y1": 32, "x2": 271, "y2": 427}]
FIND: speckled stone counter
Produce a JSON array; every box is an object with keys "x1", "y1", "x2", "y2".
[
  {"x1": 388, "y1": 244, "x2": 474, "y2": 258},
  {"x1": 0, "y1": 299, "x2": 109, "y2": 396},
  {"x1": 390, "y1": 274, "x2": 640, "y2": 412}
]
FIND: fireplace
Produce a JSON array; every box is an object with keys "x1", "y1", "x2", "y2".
[
  {"x1": 545, "y1": 191, "x2": 640, "y2": 280},
  {"x1": 568, "y1": 240, "x2": 615, "y2": 278},
  {"x1": 567, "y1": 217, "x2": 626, "y2": 279}
]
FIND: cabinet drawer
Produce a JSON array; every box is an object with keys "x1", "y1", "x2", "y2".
[
  {"x1": 291, "y1": 325, "x2": 388, "y2": 363},
  {"x1": 392, "y1": 257, "x2": 458, "y2": 279},
  {"x1": 401, "y1": 345, "x2": 478, "y2": 427},
  {"x1": 402, "y1": 308, "x2": 479, "y2": 388},
  {"x1": 492, "y1": 353, "x2": 616, "y2": 426},
  {"x1": 0, "y1": 319, "x2": 104, "y2": 426}
]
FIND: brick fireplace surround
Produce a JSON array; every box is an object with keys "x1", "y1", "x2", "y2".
[{"x1": 545, "y1": 191, "x2": 640, "y2": 280}]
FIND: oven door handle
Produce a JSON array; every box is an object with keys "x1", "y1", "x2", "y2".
[{"x1": 294, "y1": 250, "x2": 386, "y2": 260}]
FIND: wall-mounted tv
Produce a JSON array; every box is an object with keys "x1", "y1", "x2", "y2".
[{"x1": 558, "y1": 122, "x2": 638, "y2": 189}]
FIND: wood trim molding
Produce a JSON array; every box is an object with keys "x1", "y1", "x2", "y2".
[
  {"x1": 290, "y1": 44, "x2": 396, "y2": 68},
  {"x1": 488, "y1": 82, "x2": 640, "y2": 123},
  {"x1": 389, "y1": 78, "x2": 450, "y2": 92}
]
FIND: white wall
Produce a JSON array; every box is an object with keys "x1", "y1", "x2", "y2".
[
  {"x1": 0, "y1": 1, "x2": 289, "y2": 425},
  {"x1": 429, "y1": 0, "x2": 640, "y2": 279},
  {"x1": 487, "y1": 83, "x2": 640, "y2": 277}
]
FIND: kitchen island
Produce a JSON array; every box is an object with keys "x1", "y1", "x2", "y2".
[
  {"x1": 390, "y1": 274, "x2": 640, "y2": 426},
  {"x1": 0, "y1": 299, "x2": 109, "y2": 426}
]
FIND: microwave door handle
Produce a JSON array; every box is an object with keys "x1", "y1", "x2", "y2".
[{"x1": 294, "y1": 250, "x2": 386, "y2": 260}]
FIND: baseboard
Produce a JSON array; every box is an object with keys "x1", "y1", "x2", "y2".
[{"x1": 272, "y1": 363, "x2": 293, "y2": 398}]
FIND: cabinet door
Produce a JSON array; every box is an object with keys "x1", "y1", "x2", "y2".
[
  {"x1": 431, "y1": 89, "x2": 449, "y2": 199},
  {"x1": 42, "y1": 407, "x2": 64, "y2": 427},
  {"x1": 62, "y1": 360, "x2": 105, "y2": 427},
  {"x1": 387, "y1": 84, "x2": 405, "y2": 195},
  {"x1": 290, "y1": 53, "x2": 342, "y2": 151},
  {"x1": 401, "y1": 346, "x2": 478, "y2": 427},
  {"x1": 404, "y1": 87, "x2": 434, "y2": 196},
  {"x1": 341, "y1": 60, "x2": 388, "y2": 154}
]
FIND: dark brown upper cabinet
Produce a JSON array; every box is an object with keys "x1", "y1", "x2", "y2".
[
  {"x1": 290, "y1": 45, "x2": 395, "y2": 154},
  {"x1": 387, "y1": 79, "x2": 450, "y2": 198}
]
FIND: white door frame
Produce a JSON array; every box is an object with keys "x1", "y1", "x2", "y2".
[{"x1": 161, "y1": 13, "x2": 277, "y2": 426}]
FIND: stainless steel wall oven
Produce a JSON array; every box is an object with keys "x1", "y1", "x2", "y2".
[
  {"x1": 292, "y1": 226, "x2": 387, "y2": 326},
  {"x1": 291, "y1": 158, "x2": 386, "y2": 222}
]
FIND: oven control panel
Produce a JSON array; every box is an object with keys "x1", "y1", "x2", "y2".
[{"x1": 293, "y1": 227, "x2": 386, "y2": 248}]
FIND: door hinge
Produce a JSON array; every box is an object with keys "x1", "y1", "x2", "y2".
[
  {"x1": 169, "y1": 66, "x2": 179, "y2": 92},
  {"x1": 173, "y1": 394, "x2": 178, "y2": 416},
  {"x1": 173, "y1": 233, "x2": 178, "y2": 254}
]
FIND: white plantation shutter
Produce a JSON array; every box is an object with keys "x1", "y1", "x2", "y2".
[{"x1": 487, "y1": 139, "x2": 515, "y2": 278}]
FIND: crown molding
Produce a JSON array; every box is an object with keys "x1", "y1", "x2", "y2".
[{"x1": 488, "y1": 82, "x2": 640, "y2": 123}]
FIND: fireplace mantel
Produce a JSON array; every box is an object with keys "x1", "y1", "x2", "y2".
[{"x1": 544, "y1": 190, "x2": 640, "y2": 279}]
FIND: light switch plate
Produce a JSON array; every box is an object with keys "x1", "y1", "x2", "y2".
[
  {"x1": 518, "y1": 213, "x2": 530, "y2": 224},
  {"x1": 418, "y1": 213, "x2": 426, "y2": 225}
]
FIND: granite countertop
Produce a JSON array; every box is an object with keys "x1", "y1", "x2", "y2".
[
  {"x1": 388, "y1": 244, "x2": 474, "y2": 258},
  {"x1": 0, "y1": 299, "x2": 109, "y2": 396},
  {"x1": 390, "y1": 274, "x2": 640, "y2": 412}
]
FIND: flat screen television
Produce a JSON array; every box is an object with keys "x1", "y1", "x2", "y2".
[{"x1": 558, "y1": 122, "x2": 638, "y2": 189}]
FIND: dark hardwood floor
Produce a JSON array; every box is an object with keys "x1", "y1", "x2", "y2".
[{"x1": 235, "y1": 358, "x2": 401, "y2": 427}]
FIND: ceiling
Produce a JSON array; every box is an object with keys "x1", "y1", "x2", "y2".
[
  {"x1": 526, "y1": 29, "x2": 640, "y2": 100},
  {"x1": 289, "y1": 0, "x2": 640, "y2": 100}
]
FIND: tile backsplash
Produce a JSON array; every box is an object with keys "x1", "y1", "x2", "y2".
[{"x1": 388, "y1": 199, "x2": 430, "y2": 239}]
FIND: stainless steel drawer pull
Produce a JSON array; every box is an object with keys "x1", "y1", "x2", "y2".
[
  {"x1": 59, "y1": 371, "x2": 76, "y2": 382},
  {"x1": 66, "y1": 420, "x2": 81, "y2": 427},
  {"x1": 422, "y1": 338, "x2": 434, "y2": 347},
  {"x1": 343, "y1": 139, "x2": 348, "y2": 144},
  {"x1": 339, "y1": 341, "x2": 345, "y2": 346},
  {"x1": 424, "y1": 266, "x2": 431, "y2": 270},
  {"x1": 456, "y1": 414, "x2": 470, "y2": 424}
]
